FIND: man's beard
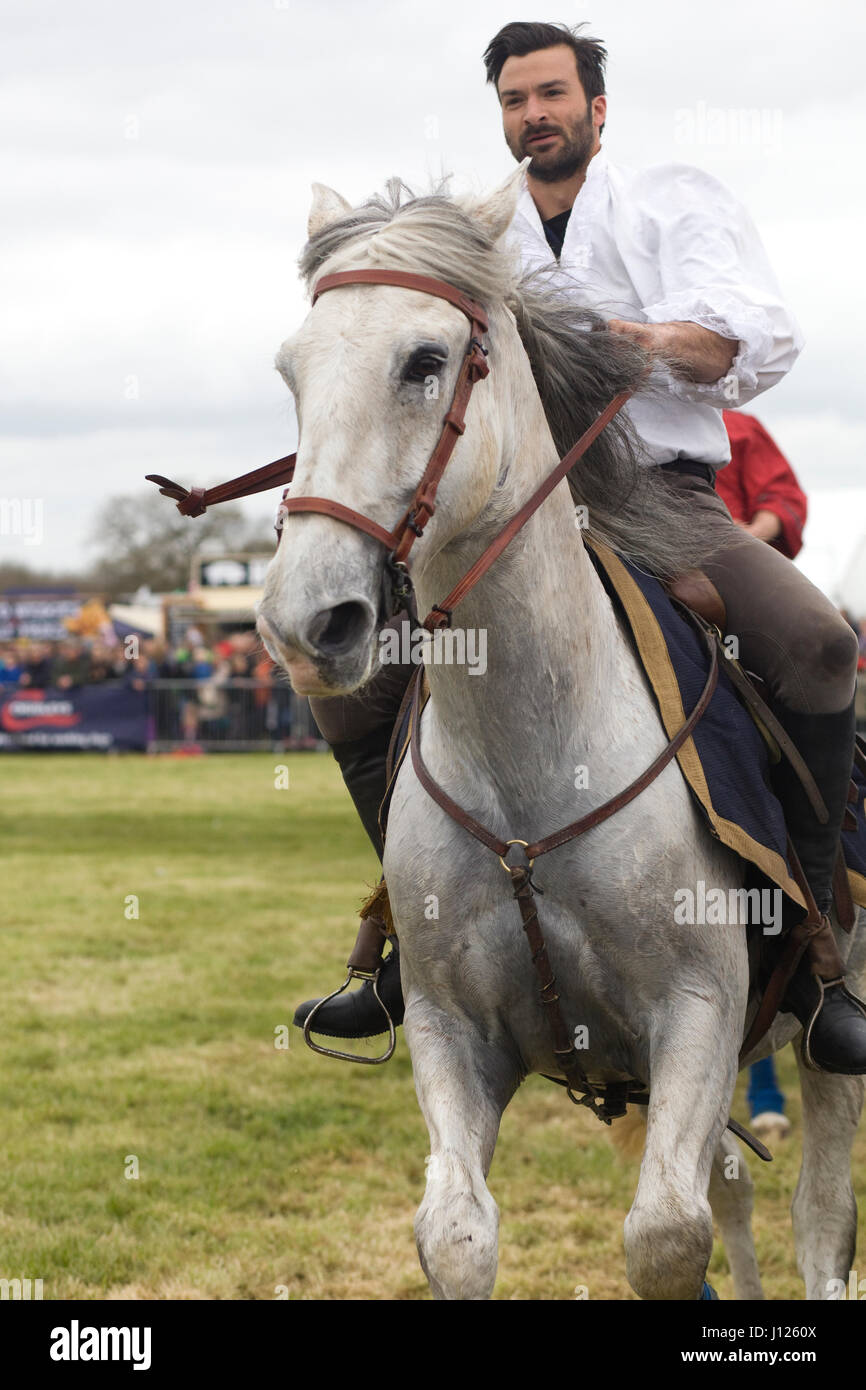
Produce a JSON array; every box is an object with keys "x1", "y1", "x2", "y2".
[{"x1": 508, "y1": 107, "x2": 596, "y2": 183}]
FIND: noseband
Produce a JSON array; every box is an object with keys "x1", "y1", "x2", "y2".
[{"x1": 146, "y1": 266, "x2": 631, "y2": 630}]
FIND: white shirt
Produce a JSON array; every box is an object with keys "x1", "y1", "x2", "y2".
[{"x1": 507, "y1": 149, "x2": 804, "y2": 466}]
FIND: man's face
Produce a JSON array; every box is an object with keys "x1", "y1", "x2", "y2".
[{"x1": 497, "y1": 45, "x2": 604, "y2": 183}]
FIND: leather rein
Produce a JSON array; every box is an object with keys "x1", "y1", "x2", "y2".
[{"x1": 146, "y1": 267, "x2": 770, "y2": 1153}]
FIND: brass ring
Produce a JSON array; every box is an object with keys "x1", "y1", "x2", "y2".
[{"x1": 498, "y1": 838, "x2": 535, "y2": 873}]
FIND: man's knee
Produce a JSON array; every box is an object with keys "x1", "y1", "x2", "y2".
[
  {"x1": 787, "y1": 610, "x2": 859, "y2": 713},
  {"x1": 817, "y1": 619, "x2": 859, "y2": 686}
]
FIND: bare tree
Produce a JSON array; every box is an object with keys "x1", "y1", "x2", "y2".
[{"x1": 87, "y1": 490, "x2": 273, "y2": 597}]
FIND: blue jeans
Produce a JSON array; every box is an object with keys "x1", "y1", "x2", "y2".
[{"x1": 748, "y1": 1056, "x2": 785, "y2": 1116}]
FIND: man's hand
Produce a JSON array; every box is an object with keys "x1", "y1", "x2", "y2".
[
  {"x1": 608, "y1": 318, "x2": 738, "y2": 385},
  {"x1": 733, "y1": 509, "x2": 783, "y2": 542}
]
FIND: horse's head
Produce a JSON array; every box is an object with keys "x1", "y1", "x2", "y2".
[{"x1": 257, "y1": 169, "x2": 526, "y2": 696}]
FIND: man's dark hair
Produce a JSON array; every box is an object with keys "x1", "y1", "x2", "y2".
[{"x1": 483, "y1": 21, "x2": 607, "y2": 108}]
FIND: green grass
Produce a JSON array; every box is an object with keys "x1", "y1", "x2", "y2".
[{"x1": 1, "y1": 752, "x2": 865, "y2": 1300}]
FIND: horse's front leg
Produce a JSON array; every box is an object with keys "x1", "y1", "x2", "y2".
[
  {"x1": 405, "y1": 996, "x2": 520, "y2": 1301},
  {"x1": 624, "y1": 990, "x2": 743, "y2": 1299}
]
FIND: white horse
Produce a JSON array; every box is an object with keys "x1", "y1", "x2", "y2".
[{"x1": 258, "y1": 168, "x2": 865, "y2": 1300}]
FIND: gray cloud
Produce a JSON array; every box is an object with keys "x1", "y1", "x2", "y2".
[{"x1": 3, "y1": 0, "x2": 864, "y2": 592}]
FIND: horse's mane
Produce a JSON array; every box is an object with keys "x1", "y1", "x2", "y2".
[{"x1": 298, "y1": 178, "x2": 709, "y2": 579}]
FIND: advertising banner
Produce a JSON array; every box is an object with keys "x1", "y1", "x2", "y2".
[{"x1": 0, "y1": 685, "x2": 148, "y2": 750}]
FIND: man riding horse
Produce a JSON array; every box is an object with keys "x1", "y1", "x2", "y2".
[{"x1": 294, "y1": 20, "x2": 866, "y2": 1074}]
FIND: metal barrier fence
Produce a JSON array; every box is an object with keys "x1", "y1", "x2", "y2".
[{"x1": 146, "y1": 679, "x2": 324, "y2": 752}]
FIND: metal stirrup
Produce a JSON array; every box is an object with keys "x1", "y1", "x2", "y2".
[{"x1": 302, "y1": 965, "x2": 397, "y2": 1064}]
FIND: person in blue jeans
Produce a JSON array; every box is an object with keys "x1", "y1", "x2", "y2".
[{"x1": 747, "y1": 1056, "x2": 790, "y2": 1140}]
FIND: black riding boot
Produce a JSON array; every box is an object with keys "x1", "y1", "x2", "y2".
[
  {"x1": 293, "y1": 726, "x2": 406, "y2": 1039},
  {"x1": 772, "y1": 701, "x2": 866, "y2": 1073}
]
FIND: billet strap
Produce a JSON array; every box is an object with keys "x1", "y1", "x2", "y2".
[
  {"x1": 146, "y1": 453, "x2": 297, "y2": 517},
  {"x1": 422, "y1": 390, "x2": 633, "y2": 631}
]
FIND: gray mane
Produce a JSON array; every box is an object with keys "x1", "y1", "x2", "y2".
[{"x1": 299, "y1": 179, "x2": 711, "y2": 578}]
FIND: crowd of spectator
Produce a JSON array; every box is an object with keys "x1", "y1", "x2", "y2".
[
  {"x1": 1, "y1": 614, "x2": 864, "y2": 741},
  {"x1": 0, "y1": 627, "x2": 320, "y2": 749},
  {"x1": 0, "y1": 628, "x2": 257, "y2": 687}
]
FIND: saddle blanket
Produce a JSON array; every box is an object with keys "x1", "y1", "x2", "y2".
[{"x1": 585, "y1": 538, "x2": 866, "y2": 913}]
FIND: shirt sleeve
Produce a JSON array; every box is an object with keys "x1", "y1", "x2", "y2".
[{"x1": 637, "y1": 165, "x2": 804, "y2": 406}]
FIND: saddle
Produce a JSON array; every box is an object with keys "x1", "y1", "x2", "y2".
[{"x1": 666, "y1": 568, "x2": 858, "y2": 931}]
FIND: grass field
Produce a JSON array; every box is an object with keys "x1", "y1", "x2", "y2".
[{"x1": 2, "y1": 751, "x2": 865, "y2": 1301}]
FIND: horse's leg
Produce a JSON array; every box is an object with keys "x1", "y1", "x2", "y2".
[
  {"x1": 624, "y1": 1000, "x2": 740, "y2": 1299},
  {"x1": 791, "y1": 1052, "x2": 864, "y2": 1298},
  {"x1": 708, "y1": 1129, "x2": 764, "y2": 1299},
  {"x1": 407, "y1": 1000, "x2": 519, "y2": 1301}
]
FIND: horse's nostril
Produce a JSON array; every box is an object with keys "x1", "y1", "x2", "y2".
[{"x1": 307, "y1": 601, "x2": 370, "y2": 656}]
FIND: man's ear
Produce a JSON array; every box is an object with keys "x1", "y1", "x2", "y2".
[
  {"x1": 308, "y1": 183, "x2": 353, "y2": 239},
  {"x1": 458, "y1": 158, "x2": 530, "y2": 242}
]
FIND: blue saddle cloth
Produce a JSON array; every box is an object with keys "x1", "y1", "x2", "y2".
[{"x1": 586, "y1": 538, "x2": 866, "y2": 910}]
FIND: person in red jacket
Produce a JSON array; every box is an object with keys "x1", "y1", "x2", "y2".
[{"x1": 719, "y1": 411, "x2": 807, "y2": 560}]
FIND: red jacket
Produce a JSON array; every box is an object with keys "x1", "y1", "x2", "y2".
[{"x1": 718, "y1": 411, "x2": 807, "y2": 560}]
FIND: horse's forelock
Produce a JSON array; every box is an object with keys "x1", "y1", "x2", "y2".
[{"x1": 299, "y1": 180, "x2": 513, "y2": 314}]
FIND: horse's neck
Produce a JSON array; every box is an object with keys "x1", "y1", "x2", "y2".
[{"x1": 413, "y1": 332, "x2": 647, "y2": 812}]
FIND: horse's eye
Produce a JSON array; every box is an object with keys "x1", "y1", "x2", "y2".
[{"x1": 403, "y1": 348, "x2": 447, "y2": 384}]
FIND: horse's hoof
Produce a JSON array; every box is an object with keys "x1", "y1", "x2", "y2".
[
  {"x1": 750, "y1": 1110, "x2": 791, "y2": 1143},
  {"x1": 699, "y1": 1281, "x2": 719, "y2": 1300}
]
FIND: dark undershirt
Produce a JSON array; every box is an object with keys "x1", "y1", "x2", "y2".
[{"x1": 542, "y1": 209, "x2": 572, "y2": 259}]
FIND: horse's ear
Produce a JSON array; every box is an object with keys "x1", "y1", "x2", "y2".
[
  {"x1": 461, "y1": 159, "x2": 530, "y2": 242},
  {"x1": 308, "y1": 183, "x2": 353, "y2": 238}
]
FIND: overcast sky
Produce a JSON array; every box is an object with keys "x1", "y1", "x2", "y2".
[{"x1": 3, "y1": 0, "x2": 865, "y2": 600}]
